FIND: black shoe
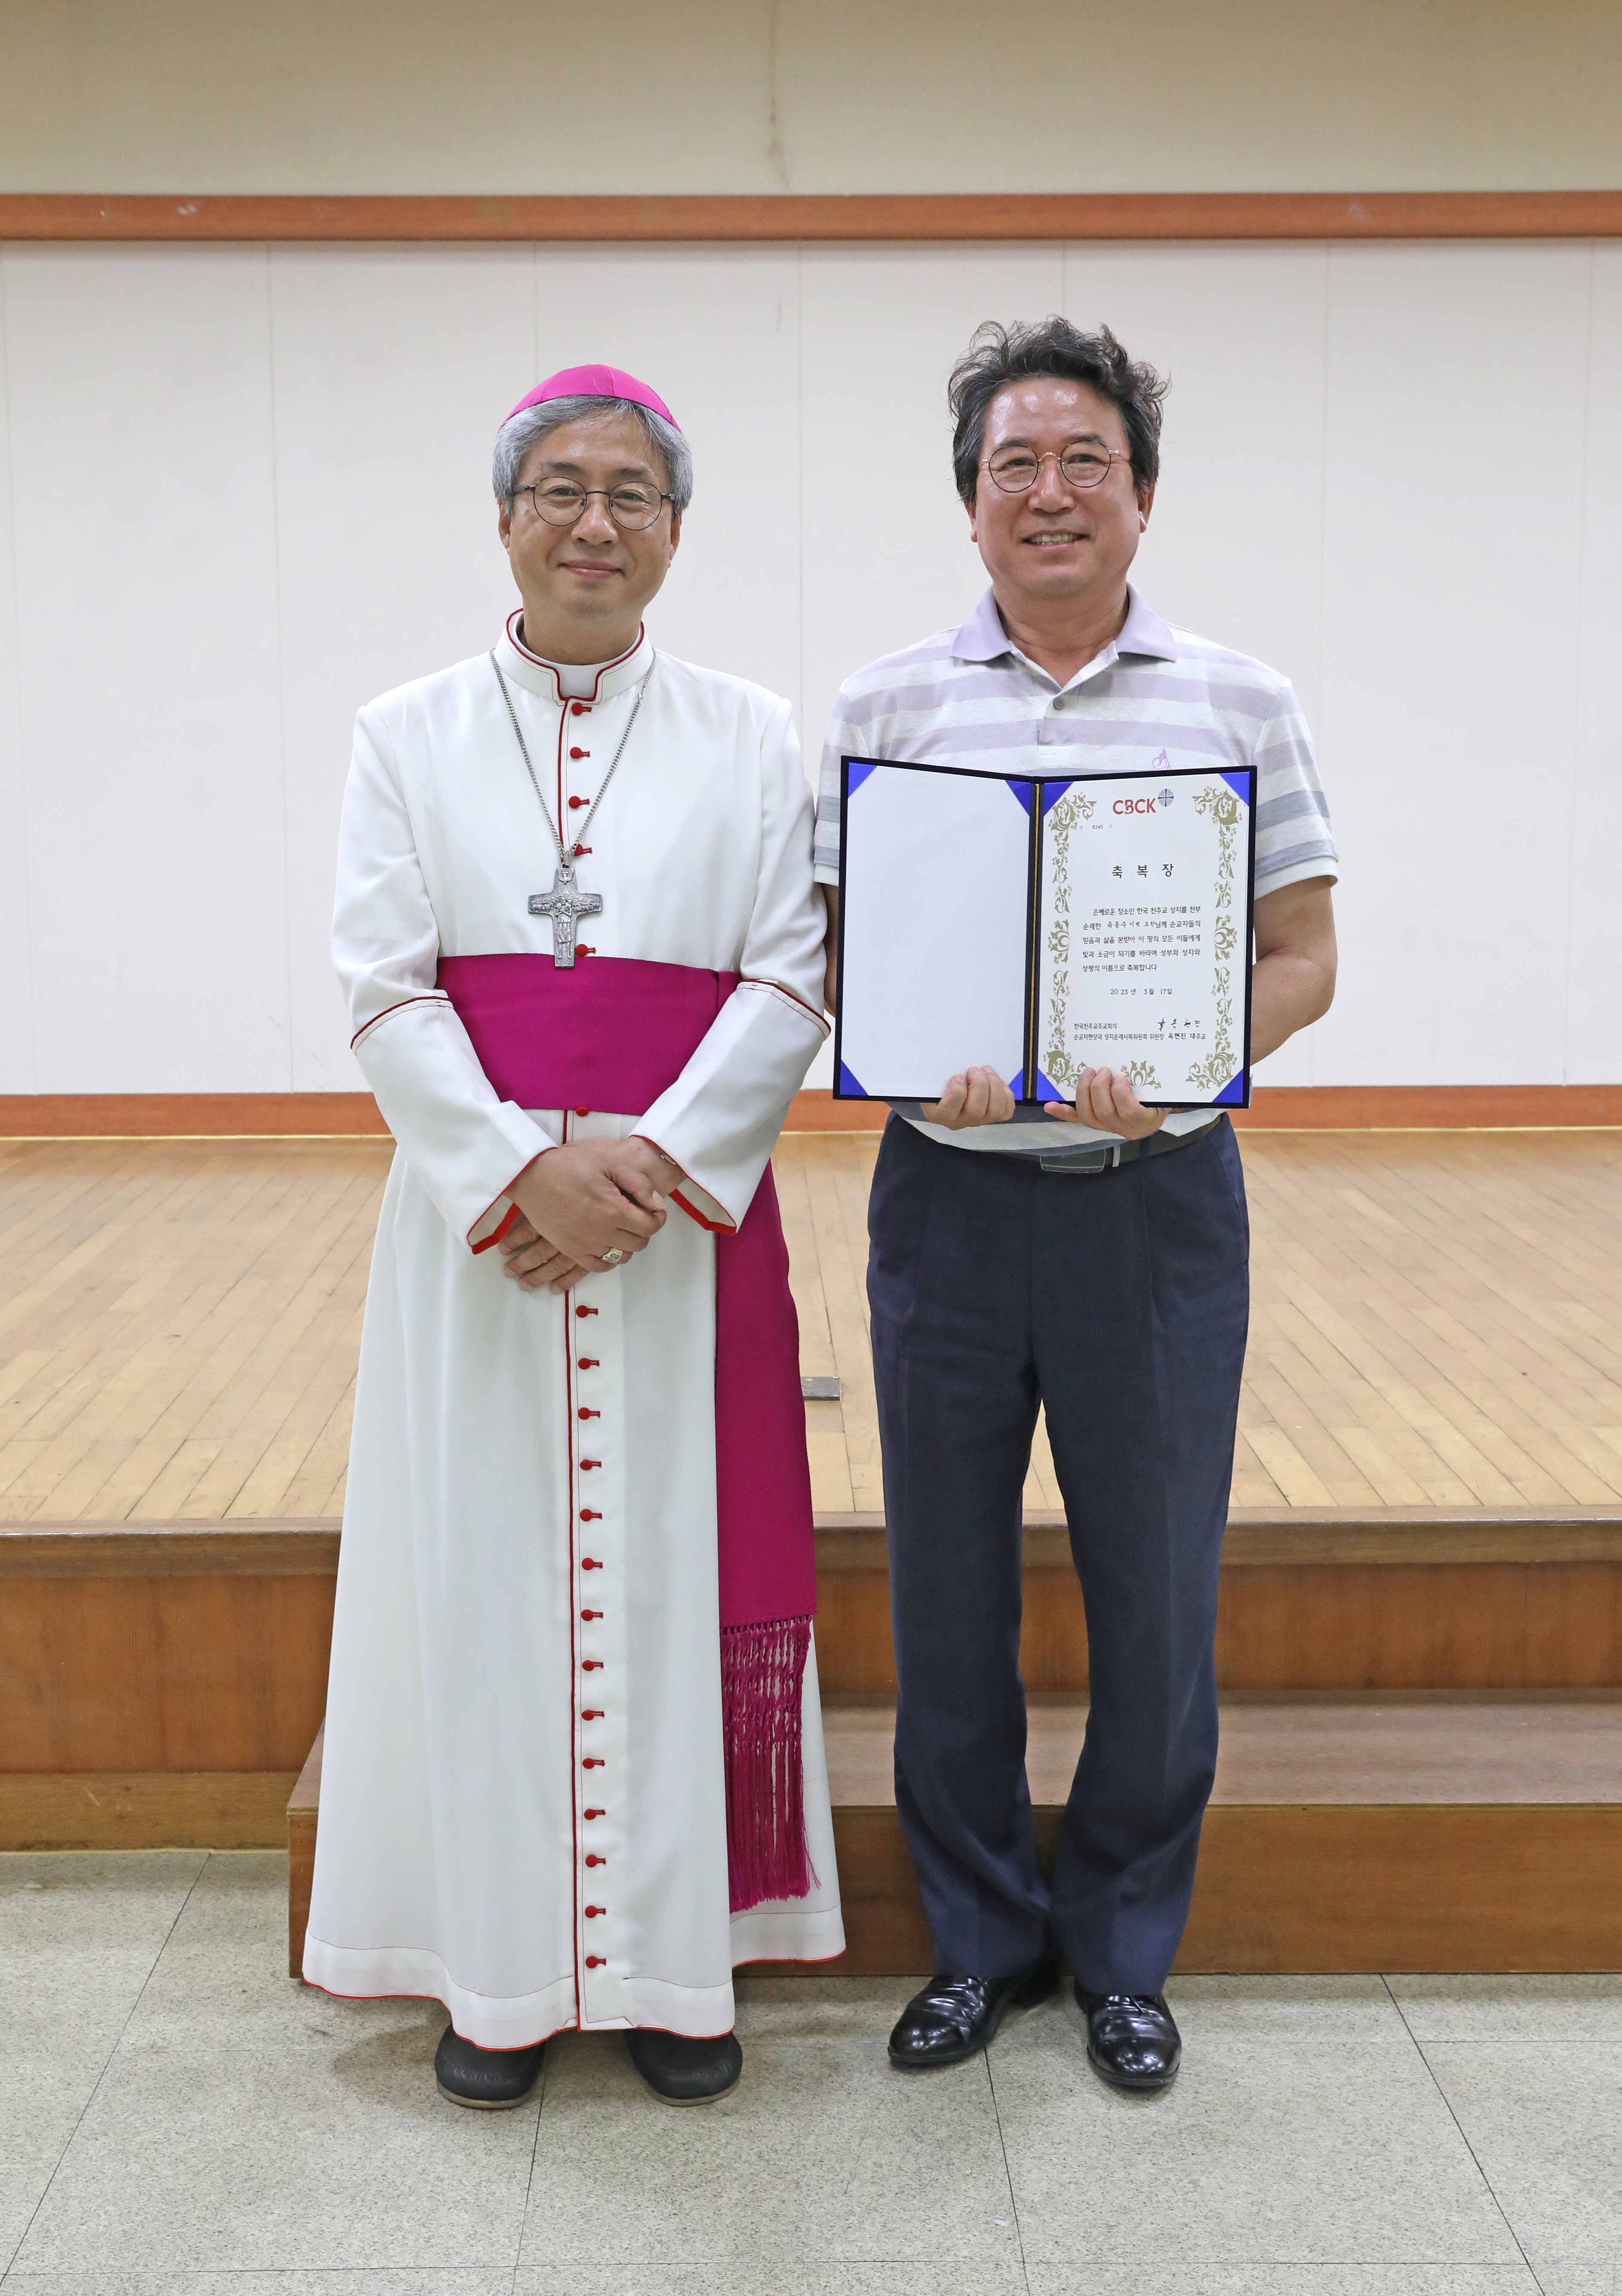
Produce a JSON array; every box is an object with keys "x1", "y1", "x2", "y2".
[
  {"x1": 888, "y1": 1958, "x2": 1058, "y2": 2071},
  {"x1": 434, "y1": 2022, "x2": 546, "y2": 2109},
  {"x1": 1076, "y1": 1985, "x2": 1182, "y2": 2091},
  {"x1": 628, "y1": 2026, "x2": 743, "y2": 2105}
]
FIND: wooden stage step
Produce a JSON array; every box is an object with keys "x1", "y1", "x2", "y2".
[
  {"x1": 8, "y1": 1508, "x2": 1622, "y2": 1859},
  {"x1": 286, "y1": 1695, "x2": 1622, "y2": 1978}
]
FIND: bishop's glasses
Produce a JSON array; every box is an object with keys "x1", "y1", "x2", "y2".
[{"x1": 514, "y1": 479, "x2": 675, "y2": 531}]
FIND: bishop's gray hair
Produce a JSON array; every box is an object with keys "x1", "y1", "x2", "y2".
[{"x1": 493, "y1": 394, "x2": 693, "y2": 515}]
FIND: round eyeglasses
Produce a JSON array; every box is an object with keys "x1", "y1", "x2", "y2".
[
  {"x1": 514, "y1": 479, "x2": 674, "y2": 531},
  {"x1": 982, "y1": 445, "x2": 1129, "y2": 495}
]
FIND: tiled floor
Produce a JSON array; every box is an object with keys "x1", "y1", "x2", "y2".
[{"x1": 2, "y1": 1854, "x2": 1616, "y2": 2296}]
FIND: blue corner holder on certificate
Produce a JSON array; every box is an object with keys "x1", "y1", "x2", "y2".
[{"x1": 833, "y1": 757, "x2": 1257, "y2": 1108}]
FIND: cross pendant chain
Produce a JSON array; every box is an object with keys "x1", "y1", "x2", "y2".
[
  {"x1": 528, "y1": 864, "x2": 604, "y2": 969},
  {"x1": 490, "y1": 649, "x2": 655, "y2": 971}
]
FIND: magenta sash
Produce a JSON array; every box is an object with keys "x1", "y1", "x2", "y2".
[{"x1": 437, "y1": 950, "x2": 816, "y2": 1911}]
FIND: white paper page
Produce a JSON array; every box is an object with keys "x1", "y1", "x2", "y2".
[
  {"x1": 837, "y1": 763, "x2": 1031, "y2": 1099},
  {"x1": 1035, "y1": 772, "x2": 1250, "y2": 1106}
]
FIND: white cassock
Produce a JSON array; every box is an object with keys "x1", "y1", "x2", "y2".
[{"x1": 304, "y1": 614, "x2": 845, "y2": 2045}]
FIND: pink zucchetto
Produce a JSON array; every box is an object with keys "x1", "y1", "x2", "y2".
[{"x1": 501, "y1": 365, "x2": 680, "y2": 432}]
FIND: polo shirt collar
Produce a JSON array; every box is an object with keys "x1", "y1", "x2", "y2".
[{"x1": 951, "y1": 583, "x2": 1177, "y2": 675}]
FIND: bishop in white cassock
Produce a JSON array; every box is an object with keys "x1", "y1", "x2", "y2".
[{"x1": 304, "y1": 365, "x2": 844, "y2": 2110}]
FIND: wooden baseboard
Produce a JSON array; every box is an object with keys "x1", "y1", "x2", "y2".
[
  {"x1": 1227, "y1": 1084, "x2": 1622, "y2": 1130},
  {"x1": 5, "y1": 192, "x2": 1622, "y2": 245},
  {"x1": 0, "y1": 1093, "x2": 388, "y2": 1137},
  {"x1": 3, "y1": 1084, "x2": 1617, "y2": 1138},
  {"x1": 0, "y1": 1771, "x2": 297, "y2": 1850}
]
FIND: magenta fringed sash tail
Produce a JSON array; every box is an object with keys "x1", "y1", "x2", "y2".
[{"x1": 437, "y1": 950, "x2": 817, "y2": 1911}]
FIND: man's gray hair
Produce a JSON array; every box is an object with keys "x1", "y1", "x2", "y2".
[{"x1": 493, "y1": 394, "x2": 693, "y2": 515}]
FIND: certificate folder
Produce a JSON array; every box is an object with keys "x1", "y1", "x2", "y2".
[{"x1": 833, "y1": 757, "x2": 1256, "y2": 1109}]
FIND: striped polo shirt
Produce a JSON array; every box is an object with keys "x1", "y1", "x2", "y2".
[{"x1": 816, "y1": 584, "x2": 1339, "y2": 1153}]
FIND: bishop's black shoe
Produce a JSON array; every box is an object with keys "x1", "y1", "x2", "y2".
[
  {"x1": 434, "y1": 2022, "x2": 546, "y2": 2109},
  {"x1": 887, "y1": 1958, "x2": 1058, "y2": 2071},
  {"x1": 1076, "y1": 1985, "x2": 1182, "y2": 2092},
  {"x1": 628, "y1": 2026, "x2": 743, "y2": 2105}
]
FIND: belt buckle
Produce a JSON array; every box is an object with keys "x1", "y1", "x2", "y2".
[{"x1": 1039, "y1": 1146, "x2": 1113, "y2": 1175}]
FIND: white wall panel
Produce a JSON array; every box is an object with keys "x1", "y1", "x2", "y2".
[
  {"x1": 3, "y1": 247, "x2": 290, "y2": 1091},
  {"x1": 798, "y1": 247, "x2": 1065, "y2": 1091},
  {"x1": 267, "y1": 246, "x2": 537, "y2": 1090},
  {"x1": 1063, "y1": 245, "x2": 1332, "y2": 1086},
  {"x1": 1063, "y1": 246, "x2": 1330, "y2": 724},
  {"x1": 1568, "y1": 248, "x2": 1622, "y2": 1085},
  {"x1": 799, "y1": 246, "x2": 1065, "y2": 774},
  {"x1": 0, "y1": 262, "x2": 37, "y2": 1090},
  {"x1": 1313, "y1": 244, "x2": 1592, "y2": 1087},
  {"x1": 0, "y1": 239, "x2": 1614, "y2": 1096},
  {"x1": 531, "y1": 248, "x2": 803, "y2": 717}
]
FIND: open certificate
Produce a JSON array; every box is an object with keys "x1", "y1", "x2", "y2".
[{"x1": 833, "y1": 758, "x2": 1257, "y2": 1108}]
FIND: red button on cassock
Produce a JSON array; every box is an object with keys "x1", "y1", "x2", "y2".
[
  {"x1": 584, "y1": 1807, "x2": 604, "y2": 1817},
  {"x1": 580, "y1": 1608, "x2": 601, "y2": 1620},
  {"x1": 585, "y1": 1905, "x2": 604, "y2": 1917},
  {"x1": 567, "y1": 794, "x2": 588, "y2": 809},
  {"x1": 582, "y1": 1709, "x2": 603, "y2": 1720},
  {"x1": 571, "y1": 701, "x2": 589, "y2": 715},
  {"x1": 580, "y1": 1508, "x2": 600, "y2": 1521},
  {"x1": 582, "y1": 1659, "x2": 601, "y2": 1671},
  {"x1": 585, "y1": 1853, "x2": 604, "y2": 1867},
  {"x1": 583, "y1": 1758, "x2": 604, "y2": 1769},
  {"x1": 578, "y1": 1358, "x2": 598, "y2": 1370},
  {"x1": 575, "y1": 1106, "x2": 591, "y2": 1117},
  {"x1": 585, "y1": 1953, "x2": 604, "y2": 1966},
  {"x1": 576, "y1": 1305, "x2": 598, "y2": 1319},
  {"x1": 578, "y1": 1408, "x2": 600, "y2": 1421},
  {"x1": 582, "y1": 1556, "x2": 602, "y2": 1570},
  {"x1": 580, "y1": 1458, "x2": 601, "y2": 1469},
  {"x1": 570, "y1": 746, "x2": 589, "y2": 760}
]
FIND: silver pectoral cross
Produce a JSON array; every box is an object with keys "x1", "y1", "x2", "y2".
[{"x1": 528, "y1": 864, "x2": 603, "y2": 969}]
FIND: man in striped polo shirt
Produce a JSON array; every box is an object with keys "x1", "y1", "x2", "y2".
[{"x1": 817, "y1": 317, "x2": 1338, "y2": 2091}]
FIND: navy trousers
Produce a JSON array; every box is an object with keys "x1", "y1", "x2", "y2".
[{"x1": 867, "y1": 1113, "x2": 1251, "y2": 1993}]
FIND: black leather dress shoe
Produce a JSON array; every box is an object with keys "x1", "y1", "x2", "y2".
[
  {"x1": 888, "y1": 1958, "x2": 1058, "y2": 2070},
  {"x1": 1076, "y1": 1985, "x2": 1182, "y2": 2091},
  {"x1": 628, "y1": 2027, "x2": 743, "y2": 2104},
  {"x1": 434, "y1": 2023, "x2": 546, "y2": 2109}
]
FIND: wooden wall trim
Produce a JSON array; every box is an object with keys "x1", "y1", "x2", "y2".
[
  {"x1": 3, "y1": 192, "x2": 1621, "y2": 245},
  {"x1": 2, "y1": 1083, "x2": 1619, "y2": 1138},
  {"x1": 0, "y1": 1093, "x2": 389, "y2": 1137},
  {"x1": 1226, "y1": 1085, "x2": 1622, "y2": 1130}
]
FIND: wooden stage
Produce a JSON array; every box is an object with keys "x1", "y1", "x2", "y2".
[
  {"x1": 5, "y1": 1122, "x2": 1622, "y2": 1972},
  {"x1": 3, "y1": 1127, "x2": 1621, "y2": 1526}
]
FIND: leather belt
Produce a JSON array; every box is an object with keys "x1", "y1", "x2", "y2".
[{"x1": 970, "y1": 1115, "x2": 1222, "y2": 1176}]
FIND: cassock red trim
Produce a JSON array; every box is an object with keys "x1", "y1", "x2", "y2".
[
  {"x1": 670, "y1": 1186, "x2": 734, "y2": 1233},
  {"x1": 504, "y1": 610, "x2": 646, "y2": 702},
  {"x1": 467, "y1": 1153, "x2": 549, "y2": 1254},
  {"x1": 632, "y1": 1132, "x2": 738, "y2": 1236},
  {"x1": 300, "y1": 1975, "x2": 575, "y2": 2049},
  {"x1": 561, "y1": 1113, "x2": 585, "y2": 2027},
  {"x1": 740, "y1": 976, "x2": 830, "y2": 1032},
  {"x1": 350, "y1": 992, "x2": 448, "y2": 1050},
  {"x1": 470, "y1": 1200, "x2": 523, "y2": 1255}
]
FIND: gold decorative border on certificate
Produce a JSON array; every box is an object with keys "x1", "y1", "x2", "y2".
[
  {"x1": 1041, "y1": 789, "x2": 1093, "y2": 1090},
  {"x1": 1185, "y1": 781, "x2": 1243, "y2": 1098}
]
